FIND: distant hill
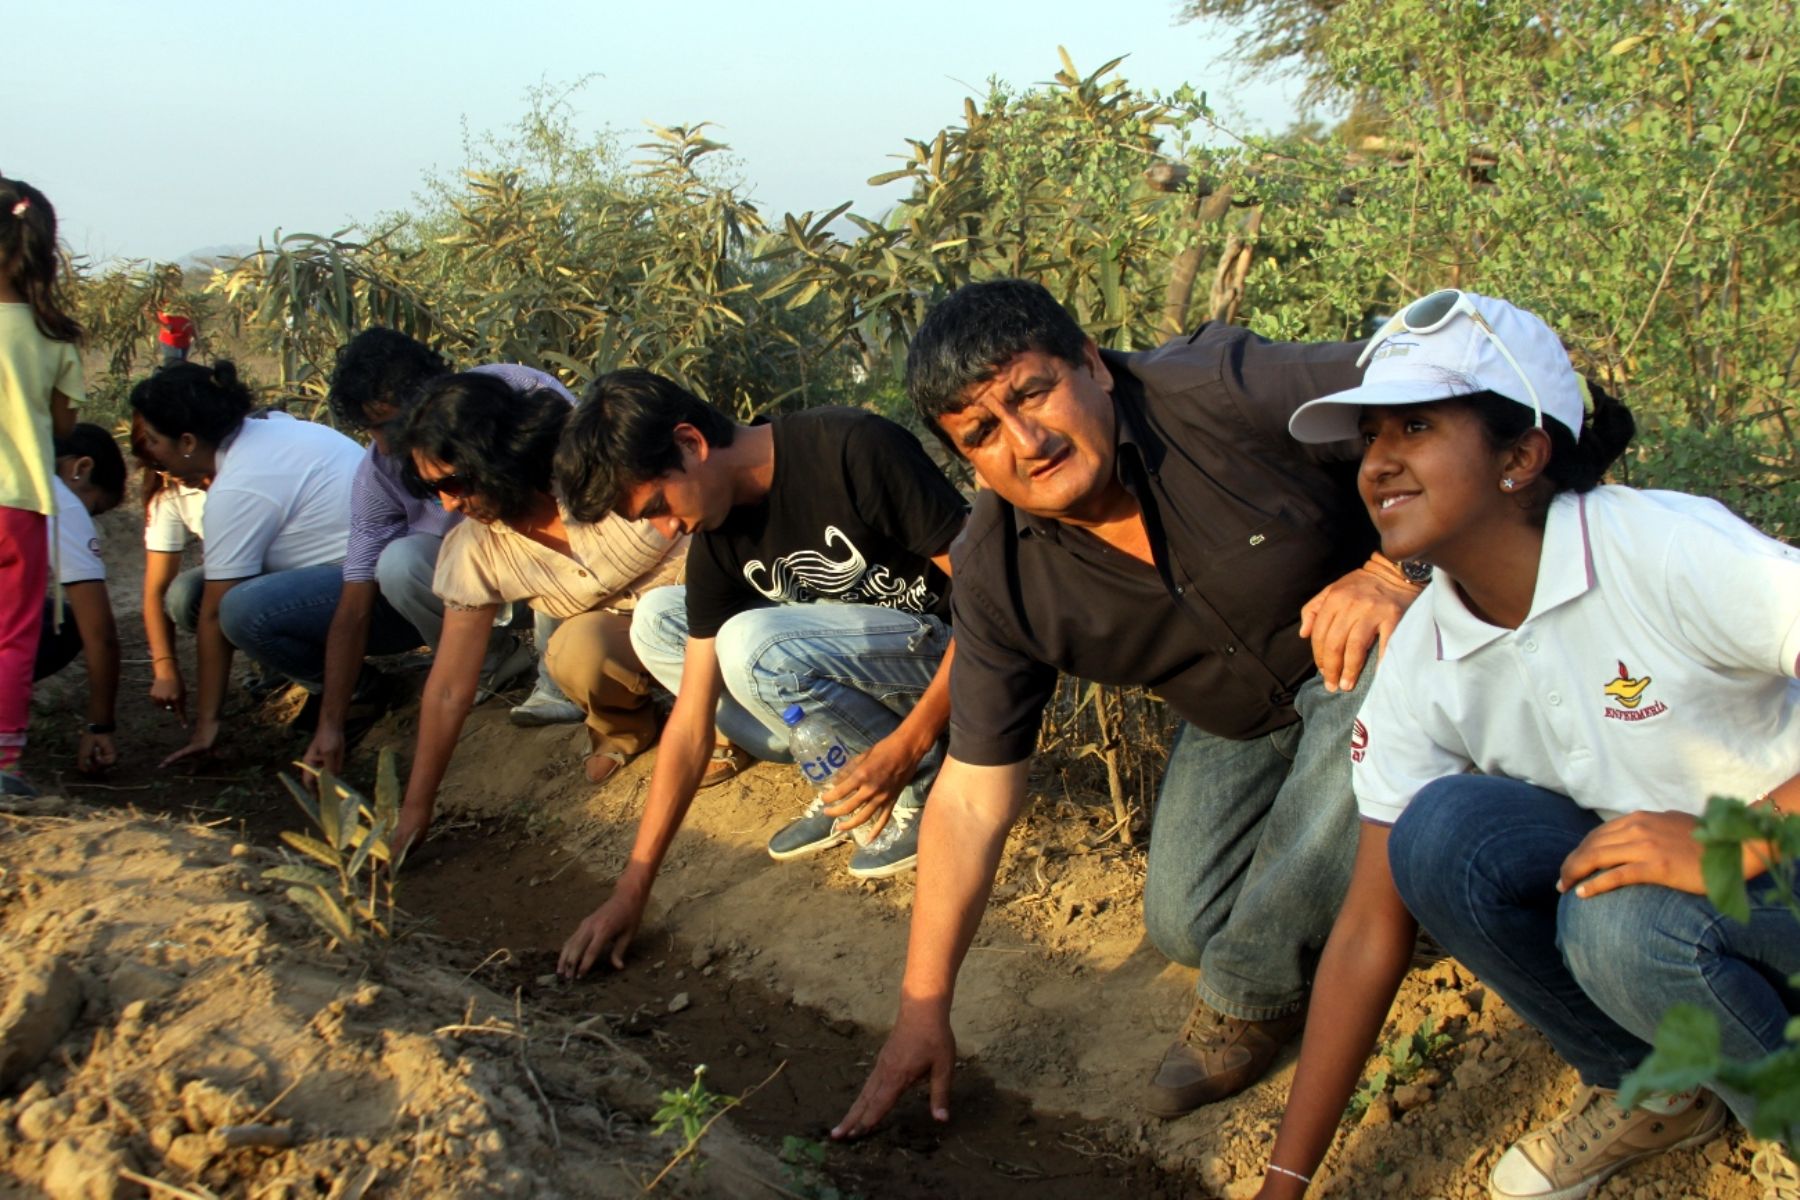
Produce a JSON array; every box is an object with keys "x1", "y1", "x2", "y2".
[{"x1": 179, "y1": 242, "x2": 258, "y2": 271}]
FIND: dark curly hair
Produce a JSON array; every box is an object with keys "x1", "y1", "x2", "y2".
[
  {"x1": 906, "y1": 278, "x2": 1089, "y2": 454},
  {"x1": 394, "y1": 370, "x2": 570, "y2": 524},
  {"x1": 129, "y1": 361, "x2": 255, "y2": 448},
  {"x1": 54, "y1": 423, "x2": 128, "y2": 505},
  {"x1": 327, "y1": 328, "x2": 450, "y2": 429},
  {"x1": 555, "y1": 369, "x2": 737, "y2": 524}
]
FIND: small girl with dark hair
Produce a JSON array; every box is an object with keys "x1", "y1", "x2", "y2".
[
  {"x1": 0, "y1": 177, "x2": 84, "y2": 794},
  {"x1": 1257, "y1": 292, "x2": 1800, "y2": 1198},
  {"x1": 129, "y1": 412, "x2": 210, "y2": 723},
  {"x1": 130, "y1": 361, "x2": 363, "y2": 765}
]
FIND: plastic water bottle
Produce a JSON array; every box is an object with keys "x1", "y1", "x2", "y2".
[{"x1": 781, "y1": 704, "x2": 873, "y2": 846}]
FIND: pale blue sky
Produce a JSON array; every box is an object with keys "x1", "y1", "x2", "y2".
[{"x1": 5, "y1": 0, "x2": 1302, "y2": 264}]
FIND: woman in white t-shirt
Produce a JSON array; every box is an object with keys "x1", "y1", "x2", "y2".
[
  {"x1": 1254, "y1": 292, "x2": 1800, "y2": 1199},
  {"x1": 130, "y1": 361, "x2": 363, "y2": 766},
  {"x1": 34, "y1": 423, "x2": 128, "y2": 772}
]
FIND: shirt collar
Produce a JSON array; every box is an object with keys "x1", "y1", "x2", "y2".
[{"x1": 1429, "y1": 491, "x2": 1596, "y2": 660}]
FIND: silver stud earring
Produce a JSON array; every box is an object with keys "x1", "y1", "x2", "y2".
[{"x1": 1502, "y1": 478, "x2": 1516, "y2": 490}]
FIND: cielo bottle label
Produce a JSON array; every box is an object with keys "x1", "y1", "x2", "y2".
[{"x1": 800, "y1": 742, "x2": 850, "y2": 785}]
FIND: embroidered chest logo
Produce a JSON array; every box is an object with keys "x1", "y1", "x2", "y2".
[
  {"x1": 1602, "y1": 660, "x2": 1668, "y2": 722},
  {"x1": 1349, "y1": 719, "x2": 1369, "y2": 763}
]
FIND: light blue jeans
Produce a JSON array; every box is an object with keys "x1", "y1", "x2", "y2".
[
  {"x1": 1389, "y1": 776, "x2": 1800, "y2": 1124},
  {"x1": 629, "y1": 586, "x2": 949, "y2": 808},
  {"x1": 1142, "y1": 671, "x2": 1367, "y2": 1021},
  {"x1": 215, "y1": 534, "x2": 506, "y2": 693},
  {"x1": 165, "y1": 566, "x2": 205, "y2": 634}
]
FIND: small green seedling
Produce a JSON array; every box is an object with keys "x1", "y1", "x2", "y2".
[
  {"x1": 265, "y1": 748, "x2": 407, "y2": 947},
  {"x1": 645, "y1": 1065, "x2": 739, "y2": 1187}
]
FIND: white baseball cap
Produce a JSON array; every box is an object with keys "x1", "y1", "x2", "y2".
[{"x1": 1288, "y1": 290, "x2": 1588, "y2": 444}]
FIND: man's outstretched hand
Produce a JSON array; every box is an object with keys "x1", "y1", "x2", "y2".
[
  {"x1": 831, "y1": 1000, "x2": 956, "y2": 1140},
  {"x1": 558, "y1": 889, "x2": 646, "y2": 979}
]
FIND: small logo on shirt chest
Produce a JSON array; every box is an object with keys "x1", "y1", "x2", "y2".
[{"x1": 1601, "y1": 660, "x2": 1668, "y2": 722}]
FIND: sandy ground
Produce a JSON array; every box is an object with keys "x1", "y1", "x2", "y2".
[{"x1": 4, "y1": 494, "x2": 1765, "y2": 1198}]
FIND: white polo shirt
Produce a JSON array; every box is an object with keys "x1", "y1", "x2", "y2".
[
  {"x1": 144, "y1": 483, "x2": 207, "y2": 553},
  {"x1": 49, "y1": 476, "x2": 105, "y2": 585},
  {"x1": 1354, "y1": 486, "x2": 1800, "y2": 826}
]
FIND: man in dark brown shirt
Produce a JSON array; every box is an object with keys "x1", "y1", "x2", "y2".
[{"x1": 834, "y1": 279, "x2": 1425, "y2": 1137}]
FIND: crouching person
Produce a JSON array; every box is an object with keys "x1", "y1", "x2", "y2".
[
  {"x1": 36, "y1": 424, "x2": 128, "y2": 772},
  {"x1": 389, "y1": 370, "x2": 684, "y2": 852},
  {"x1": 301, "y1": 331, "x2": 574, "y2": 777},
  {"x1": 553, "y1": 370, "x2": 968, "y2": 979}
]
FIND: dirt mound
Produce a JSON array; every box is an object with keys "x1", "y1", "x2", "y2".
[
  {"x1": 0, "y1": 805, "x2": 783, "y2": 1199},
  {"x1": 404, "y1": 711, "x2": 1763, "y2": 1199}
]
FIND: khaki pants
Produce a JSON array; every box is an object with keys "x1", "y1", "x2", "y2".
[{"x1": 543, "y1": 609, "x2": 659, "y2": 757}]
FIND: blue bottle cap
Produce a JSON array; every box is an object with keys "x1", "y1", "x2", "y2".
[{"x1": 781, "y1": 704, "x2": 805, "y2": 726}]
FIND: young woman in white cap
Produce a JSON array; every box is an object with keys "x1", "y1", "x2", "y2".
[{"x1": 1254, "y1": 290, "x2": 1800, "y2": 1199}]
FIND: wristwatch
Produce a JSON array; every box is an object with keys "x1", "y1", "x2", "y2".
[
  {"x1": 85, "y1": 722, "x2": 115, "y2": 735},
  {"x1": 1400, "y1": 558, "x2": 1433, "y2": 585}
]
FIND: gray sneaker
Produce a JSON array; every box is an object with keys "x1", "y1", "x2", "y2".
[
  {"x1": 847, "y1": 804, "x2": 921, "y2": 880},
  {"x1": 0, "y1": 771, "x2": 37, "y2": 798},
  {"x1": 510, "y1": 683, "x2": 586, "y2": 727},
  {"x1": 767, "y1": 796, "x2": 850, "y2": 861}
]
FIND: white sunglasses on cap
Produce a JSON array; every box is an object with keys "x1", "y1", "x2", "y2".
[{"x1": 1357, "y1": 289, "x2": 1544, "y2": 430}]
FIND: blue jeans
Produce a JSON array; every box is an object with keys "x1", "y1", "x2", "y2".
[
  {"x1": 1389, "y1": 776, "x2": 1800, "y2": 1123},
  {"x1": 166, "y1": 566, "x2": 205, "y2": 634},
  {"x1": 1142, "y1": 671, "x2": 1366, "y2": 1020},
  {"x1": 217, "y1": 563, "x2": 426, "y2": 693},
  {"x1": 629, "y1": 586, "x2": 949, "y2": 808}
]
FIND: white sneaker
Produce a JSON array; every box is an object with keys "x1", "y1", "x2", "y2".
[
  {"x1": 1489, "y1": 1085, "x2": 1726, "y2": 1200},
  {"x1": 510, "y1": 682, "x2": 586, "y2": 727}
]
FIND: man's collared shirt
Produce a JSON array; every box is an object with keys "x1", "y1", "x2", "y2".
[
  {"x1": 948, "y1": 323, "x2": 1370, "y2": 767},
  {"x1": 1353, "y1": 486, "x2": 1800, "y2": 827}
]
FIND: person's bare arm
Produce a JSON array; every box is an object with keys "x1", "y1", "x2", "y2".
[
  {"x1": 1298, "y1": 553, "x2": 1424, "y2": 692},
  {"x1": 143, "y1": 550, "x2": 188, "y2": 723},
  {"x1": 63, "y1": 580, "x2": 120, "y2": 772},
  {"x1": 558, "y1": 638, "x2": 726, "y2": 978},
  {"x1": 1255, "y1": 823, "x2": 1416, "y2": 1198},
  {"x1": 162, "y1": 578, "x2": 242, "y2": 766},
  {"x1": 393, "y1": 604, "x2": 499, "y2": 850},
  {"x1": 833, "y1": 755, "x2": 1030, "y2": 1137},
  {"x1": 825, "y1": 550, "x2": 960, "y2": 835},
  {"x1": 302, "y1": 580, "x2": 378, "y2": 778}
]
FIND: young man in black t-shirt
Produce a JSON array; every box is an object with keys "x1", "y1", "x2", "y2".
[{"x1": 551, "y1": 370, "x2": 967, "y2": 979}]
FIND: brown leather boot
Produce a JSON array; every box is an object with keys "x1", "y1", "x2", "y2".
[{"x1": 1144, "y1": 998, "x2": 1305, "y2": 1118}]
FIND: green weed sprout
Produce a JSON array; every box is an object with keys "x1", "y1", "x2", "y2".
[
  {"x1": 265, "y1": 748, "x2": 407, "y2": 946},
  {"x1": 646, "y1": 1065, "x2": 740, "y2": 1188},
  {"x1": 1622, "y1": 796, "x2": 1800, "y2": 1143}
]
